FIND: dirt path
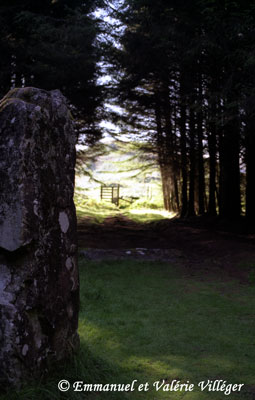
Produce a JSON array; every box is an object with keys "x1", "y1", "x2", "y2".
[{"x1": 78, "y1": 214, "x2": 255, "y2": 283}]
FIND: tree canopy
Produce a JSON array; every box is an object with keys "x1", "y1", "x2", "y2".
[
  {"x1": 0, "y1": 0, "x2": 105, "y2": 143},
  {"x1": 104, "y1": 0, "x2": 255, "y2": 221},
  {"x1": 1, "y1": 0, "x2": 255, "y2": 221}
]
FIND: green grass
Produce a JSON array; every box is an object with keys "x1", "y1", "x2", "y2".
[
  {"x1": 2, "y1": 260, "x2": 255, "y2": 399},
  {"x1": 122, "y1": 208, "x2": 174, "y2": 223},
  {"x1": 75, "y1": 196, "x2": 119, "y2": 223},
  {"x1": 78, "y1": 260, "x2": 255, "y2": 399},
  {"x1": 238, "y1": 261, "x2": 255, "y2": 285},
  {"x1": 75, "y1": 196, "x2": 173, "y2": 224}
]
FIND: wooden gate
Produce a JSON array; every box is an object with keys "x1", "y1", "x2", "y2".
[{"x1": 100, "y1": 184, "x2": 120, "y2": 206}]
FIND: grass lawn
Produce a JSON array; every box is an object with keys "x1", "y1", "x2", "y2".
[
  {"x1": 75, "y1": 198, "x2": 118, "y2": 223},
  {"x1": 122, "y1": 208, "x2": 175, "y2": 223},
  {"x1": 75, "y1": 196, "x2": 173, "y2": 224},
  {"x1": 2, "y1": 259, "x2": 255, "y2": 399},
  {"x1": 76, "y1": 205, "x2": 173, "y2": 224},
  {"x1": 78, "y1": 260, "x2": 255, "y2": 400}
]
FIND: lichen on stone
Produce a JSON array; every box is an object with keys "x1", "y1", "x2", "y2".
[{"x1": 0, "y1": 87, "x2": 79, "y2": 388}]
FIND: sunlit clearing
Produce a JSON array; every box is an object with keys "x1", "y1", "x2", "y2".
[{"x1": 128, "y1": 209, "x2": 175, "y2": 219}]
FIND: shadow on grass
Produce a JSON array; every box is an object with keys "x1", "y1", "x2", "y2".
[
  {"x1": 78, "y1": 259, "x2": 255, "y2": 400},
  {"x1": 1, "y1": 259, "x2": 255, "y2": 400}
]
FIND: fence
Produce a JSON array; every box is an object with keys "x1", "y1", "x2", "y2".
[{"x1": 100, "y1": 184, "x2": 120, "y2": 206}]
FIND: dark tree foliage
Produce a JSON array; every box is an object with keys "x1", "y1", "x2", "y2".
[
  {"x1": 106, "y1": 0, "x2": 255, "y2": 221},
  {"x1": 1, "y1": 0, "x2": 255, "y2": 221},
  {"x1": 0, "y1": 0, "x2": 105, "y2": 143}
]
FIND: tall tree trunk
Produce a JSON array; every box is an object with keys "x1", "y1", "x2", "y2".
[
  {"x1": 245, "y1": 107, "x2": 255, "y2": 222},
  {"x1": 180, "y1": 103, "x2": 188, "y2": 217},
  {"x1": 197, "y1": 74, "x2": 205, "y2": 214},
  {"x1": 180, "y1": 76, "x2": 188, "y2": 217},
  {"x1": 155, "y1": 96, "x2": 172, "y2": 211},
  {"x1": 172, "y1": 100, "x2": 180, "y2": 213},
  {"x1": 207, "y1": 100, "x2": 217, "y2": 216},
  {"x1": 160, "y1": 165, "x2": 171, "y2": 211},
  {"x1": 162, "y1": 80, "x2": 180, "y2": 212},
  {"x1": 187, "y1": 108, "x2": 196, "y2": 216},
  {"x1": 173, "y1": 174, "x2": 180, "y2": 212},
  {"x1": 218, "y1": 105, "x2": 224, "y2": 217},
  {"x1": 220, "y1": 103, "x2": 240, "y2": 218}
]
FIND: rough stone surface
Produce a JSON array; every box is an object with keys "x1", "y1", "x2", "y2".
[{"x1": 0, "y1": 87, "x2": 79, "y2": 388}]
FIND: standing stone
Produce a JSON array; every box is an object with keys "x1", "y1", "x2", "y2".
[{"x1": 0, "y1": 87, "x2": 79, "y2": 388}]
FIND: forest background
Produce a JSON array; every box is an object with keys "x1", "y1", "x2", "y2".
[{"x1": 1, "y1": 0, "x2": 255, "y2": 218}]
